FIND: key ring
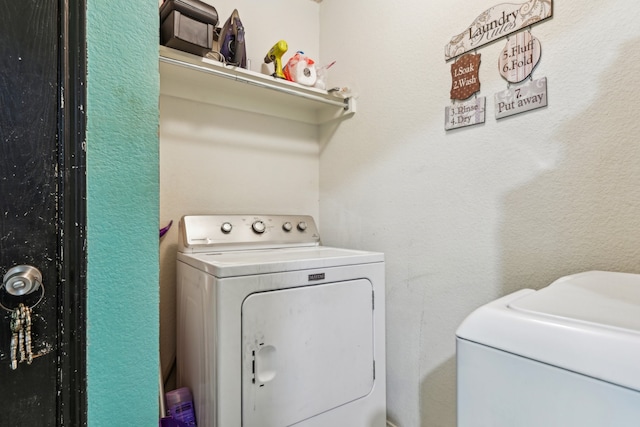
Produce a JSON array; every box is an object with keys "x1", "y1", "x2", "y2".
[{"x1": 0, "y1": 282, "x2": 45, "y2": 313}]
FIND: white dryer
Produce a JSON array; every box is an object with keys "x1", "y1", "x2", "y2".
[
  {"x1": 457, "y1": 270, "x2": 640, "y2": 427},
  {"x1": 176, "y1": 215, "x2": 386, "y2": 427}
]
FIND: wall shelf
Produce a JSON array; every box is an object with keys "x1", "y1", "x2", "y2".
[{"x1": 159, "y1": 46, "x2": 355, "y2": 124}]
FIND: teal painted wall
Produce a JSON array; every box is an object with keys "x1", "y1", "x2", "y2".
[{"x1": 86, "y1": 1, "x2": 159, "y2": 425}]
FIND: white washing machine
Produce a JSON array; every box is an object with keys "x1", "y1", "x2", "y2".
[
  {"x1": 457, "y1": 270, "x2": 640, "y2": 427},
  {"x1": 176, "y1": 214, "x2": 386, "y2": 427}
]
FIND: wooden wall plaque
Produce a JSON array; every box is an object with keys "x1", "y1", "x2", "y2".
[
  {"x1": 445, "y1": 0, "x2": 552, "y2": 61},
  {"x1": 445, "y1": 97, "x2": 486, "y2": 130},
  {"x1": 494, "y1": 77, "x2": 547, "y2": 119},
  {"x1": 499, "y1": 31, "x2": 541, "y2": 83},
  {"x1": 450, "y1": 53, "x2": 481, "y2": 100}
]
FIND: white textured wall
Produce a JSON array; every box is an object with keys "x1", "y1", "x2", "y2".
[
  {"x1": 159, "y1": 0, "x2": 321, "y2": 383},
  {"x1": 318, "y1": 1, "x2": 640, "y2": 426}
]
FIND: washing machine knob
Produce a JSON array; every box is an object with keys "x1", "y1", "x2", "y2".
[
  {"x1": 221, "y1": 222, "x2": 233, "y2": 233},
  {"x1": 252, "y1": 220, "x2": 266, "y2": 234},
  {"x1": 282, "y1": 222, "x2": 293, "y2": 232},
  {"x1": 297, "y1": 221, "x2": 307, "y2": 231}
]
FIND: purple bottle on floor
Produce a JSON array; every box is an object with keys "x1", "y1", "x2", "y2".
[{"x1": 165, "y1": 387, "x2": 197, "y2": 427}]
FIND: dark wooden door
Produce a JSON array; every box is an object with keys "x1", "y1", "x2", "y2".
[{"x1": 0, "y1": 0, "x2": 86, "y2": 425}]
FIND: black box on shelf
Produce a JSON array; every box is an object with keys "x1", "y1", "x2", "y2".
[{"x1": 160, "y1": 0, "x2": 218, "y2": 57}]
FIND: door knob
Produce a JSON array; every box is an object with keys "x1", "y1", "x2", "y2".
[{"x1": 3, "y1": 265, "x2": 42, "y2": 297}]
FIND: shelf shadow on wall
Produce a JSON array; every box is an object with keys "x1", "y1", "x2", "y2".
[{"x1": 499, "y1": 37, "x2": 640, "y2": 296}]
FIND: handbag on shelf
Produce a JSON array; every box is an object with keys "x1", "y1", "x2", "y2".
[{"x1": 160, "y1": 0, "x2": 219, "y2": 56}]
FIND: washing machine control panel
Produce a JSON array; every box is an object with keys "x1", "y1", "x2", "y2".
[{"x1": 179, "y1": 214, "x2": 321, "y2": 252}]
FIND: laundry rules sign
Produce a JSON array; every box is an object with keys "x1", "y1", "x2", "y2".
[
  {"x1": 450, "y1": 53, "x2": 481, "y2": 100},
  {"x1": 498, "y1": 31, "x2": 541, "y2": 83},
  {"x1": 444, "y1": 0, "x2": 553, "y2": 61},
  {"x1": 494, "y1": 77, "x2": 547, "y2": 119},
  {"x1": 445, "y1": 97, "x2": 486, "y2": 131},
  {"x1": 446, "y1": 53, "x2": 485, "y2": 130}
]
